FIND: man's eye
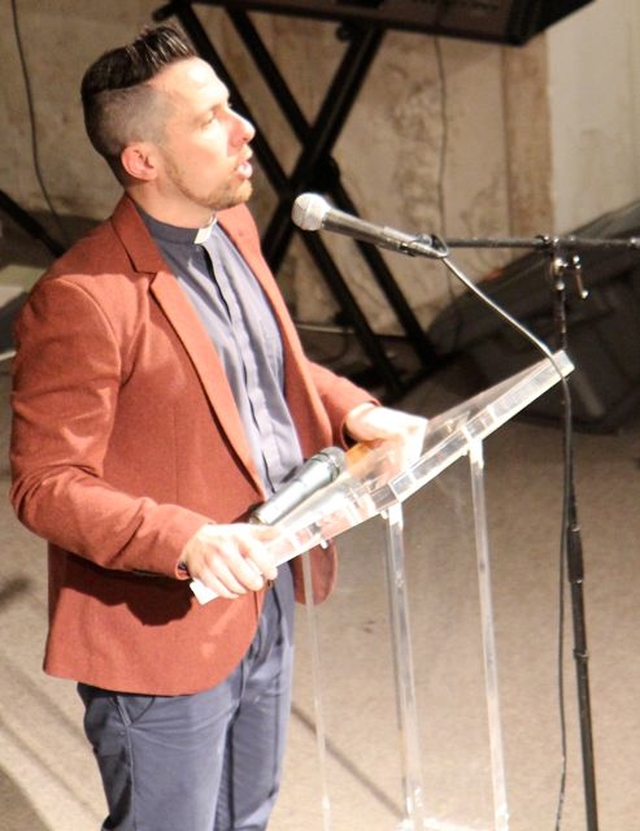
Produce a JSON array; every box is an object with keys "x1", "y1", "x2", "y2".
[{"x1": 203, "y1": 103, "x2": 234, "y2": 126}]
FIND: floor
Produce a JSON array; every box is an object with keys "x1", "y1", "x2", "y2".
[
  {"x1": 1, "y1": 206, "x2": 639, "y2": 831},
  {"x1": 1, "y1": 339, "x2": 639, "y2": 831}
]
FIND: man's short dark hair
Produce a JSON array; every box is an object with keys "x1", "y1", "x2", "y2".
[{"x1": 81, "y1": 25, "x2": 196, "y2": 182}]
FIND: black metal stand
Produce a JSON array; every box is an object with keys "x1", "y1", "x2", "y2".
[
  {"x1": 324, "y1": 224, "x2": 640, "y2": 829},
  {"x1": 153, "y1": 1, "x2": 438, "y2": 400},
  {"x1": 437, "y1": 232, "x2": 640, "y2": 831},
  {"x1": 547, "y1": 246, "x2": 598, "y2": 831},
  {"x1": 0, "y1": 189, "x2": 66, "y2": 258}
]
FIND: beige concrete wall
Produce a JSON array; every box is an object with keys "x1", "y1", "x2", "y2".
[
  {"x1": 0, "y1": 2, "x2": 154, "y2": 218},
  {"x1": 548, "y1": 0, "x2": 640, "y2": 231},
  {"x1": 0, "y1": 1, "x2": 636, "y2": 331}
]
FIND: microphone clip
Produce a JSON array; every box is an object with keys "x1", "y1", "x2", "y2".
[{"x1": 401, "y1": 233, "x2": 449, "y2": 259}]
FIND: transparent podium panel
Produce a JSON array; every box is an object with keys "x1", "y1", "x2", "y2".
[
  {"x1": 272, "y1": 459, "x2": 498, "y2": 831},
  {"x1": 192, "y1": 351, "x2": 573, "y2": 831},
  {"x1": 191, "y1": 351, "x2": 573, "y2": 606}
]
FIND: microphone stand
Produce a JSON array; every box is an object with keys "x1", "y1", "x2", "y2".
[
  {"x1": 418, "y1": 230, "x2": 640, "y2": 831},
  {"x1": 300, "y1": 196, "x2": 640, "y2": 827}
]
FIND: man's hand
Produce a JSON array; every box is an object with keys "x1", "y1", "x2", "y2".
[
  {"x1": 344, "y1": 403, "x2": 428, "y2": 472},
  {"x1": 180, "y1": 523, "x2": 280, "y2": 600}
]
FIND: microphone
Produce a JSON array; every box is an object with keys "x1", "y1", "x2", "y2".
[
  {"x1": 189, "y1": 442, "x2": 383, "y2": 604},
  {"x1": 251, "y1": 446, "x2": 347, "y2": 526},
  {"x1": 292, "y1": 193, "x2": 446, "y2": 258}
]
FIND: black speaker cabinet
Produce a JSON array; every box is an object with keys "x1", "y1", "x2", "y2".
[
  {"x1": 199, "y1": 1, "x2": 596, "y2": 45},
  {"x1": 427, "y1": 200, "x2": 640, "y2": 432}
]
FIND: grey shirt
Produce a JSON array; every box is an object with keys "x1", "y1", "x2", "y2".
[{"x1": 141, "y1": 209, "x2": 303, "y2": 497}]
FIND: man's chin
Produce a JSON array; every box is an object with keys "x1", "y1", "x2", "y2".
[
  {"x1": 237, "y1": 181, "x2": 253, "y2": 204},
  {"x1": 214, "y1": 182, "x2": 253, "y2": 212}
]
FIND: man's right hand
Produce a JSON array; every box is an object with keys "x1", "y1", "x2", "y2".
[{"x1": 179, "y1": 523, "x2": 280, "y2": 599}]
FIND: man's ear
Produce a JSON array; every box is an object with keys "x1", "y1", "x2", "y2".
[{"x1": 120, "y1": 143, "x2": 159, "y2": 182}]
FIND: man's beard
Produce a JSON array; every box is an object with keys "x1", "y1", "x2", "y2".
[
  {"x1": 165, "y1": 156, "x2": 253, "y2": 213},
  {"x1": 210, "y1": 179, "x2": 253, "y2": 212}
]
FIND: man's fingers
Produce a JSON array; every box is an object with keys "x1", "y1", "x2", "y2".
[
  {"x1": 183, "y1": 523, "x2": 279, "y2": 594},
  {"x1": 239, "y1": 534, "x2": 279, "y2": 581}
]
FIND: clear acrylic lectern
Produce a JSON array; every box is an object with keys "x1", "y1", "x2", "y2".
[{"x1": 192, "y1": 350, "x2": 573, "y2": 831}]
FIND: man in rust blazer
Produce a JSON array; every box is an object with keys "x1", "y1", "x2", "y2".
[{"x1": 10, "y1": 25, "x2": 426, "y2": 831}]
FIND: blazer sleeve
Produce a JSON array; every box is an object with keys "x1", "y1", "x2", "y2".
[
  {"x1": 305, "y1": 358, "x2": 378, "y2": 443},
  {"x1": 10, "y1": 276, "x2": 209, "y2": 578}
]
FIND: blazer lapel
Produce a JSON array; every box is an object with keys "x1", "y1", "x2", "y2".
[
  {"x1": 152, "y1": 271, "x2": 261, "y2": 481},
  {"x1": 217, "y1": 207, "x2": 328, "y2": 449},
  {"x1": 112, "y1": 197, "x2": 262, "y2": 490},
  {"x1": 217, "y1": 206, "x2": 306, "y2": 364}
]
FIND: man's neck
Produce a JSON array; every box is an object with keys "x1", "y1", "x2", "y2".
[{"x1": 126, "y1": 187, "x2": 215, "y2": 231}]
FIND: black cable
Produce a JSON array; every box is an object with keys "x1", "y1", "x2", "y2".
[
  {"x1": 554, "y1": 366, "x2": 572, "y2": 831},
  {"x1": 434, "y1": 36, "x2": 448, "y2": 240},
  {"x1": 9, "y1": 0, "x2": 69, "y2": 247},
  {"x1": 552, "y1": 259, "x2": 598, "y2": 830},
  {"x1": 439, "y1": 250, "x2": 574, "y2": 831}
]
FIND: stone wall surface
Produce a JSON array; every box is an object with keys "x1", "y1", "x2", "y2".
[{"x1": 1, "y1": 0, "x2": 638, "y2": 331}]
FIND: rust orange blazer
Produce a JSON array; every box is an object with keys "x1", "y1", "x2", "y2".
[{"x1": 10, "y1": 195, "x2": 373, "y2": 695}]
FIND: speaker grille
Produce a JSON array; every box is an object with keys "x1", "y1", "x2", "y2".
[{"x1": 208, "y1": 0, "x2": 595, "y2": 44}]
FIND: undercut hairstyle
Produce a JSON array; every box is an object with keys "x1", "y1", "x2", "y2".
[{"x1": 81, "y1": 25, "x2": 196, "y2": 183}]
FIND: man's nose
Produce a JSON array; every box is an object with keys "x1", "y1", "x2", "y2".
[{"x1": 231, "y1": 110, "x2": 255, "y2": 144}]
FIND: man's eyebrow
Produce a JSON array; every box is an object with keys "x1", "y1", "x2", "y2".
[{"x1": 209, "y1": 90, "x2": 230, "y2": 111}]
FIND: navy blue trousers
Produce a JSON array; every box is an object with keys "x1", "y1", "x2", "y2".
[{"x1": 78, "y1": 567, "x2": 295, "y2": 831}]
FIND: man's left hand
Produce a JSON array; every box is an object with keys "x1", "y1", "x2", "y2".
[{"x1": 344, "y1": 403, "x2": 428, "y2": 472}]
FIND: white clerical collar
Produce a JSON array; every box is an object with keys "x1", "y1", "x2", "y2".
[{"x1": 194, "y1": 216, "x2": 218, "y2": 245}]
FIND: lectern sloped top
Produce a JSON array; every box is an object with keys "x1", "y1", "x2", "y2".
[
  {"x1": 191, "y1": 350, "x2": 573, "y2": 604},
  {"x1": 377, "y1": 348, "x2": 574, "y2": 508}
]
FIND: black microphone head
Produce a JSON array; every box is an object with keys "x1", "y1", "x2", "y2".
[{"x1": 292, "y1": 193, "x2": 330, "y2": 231}]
